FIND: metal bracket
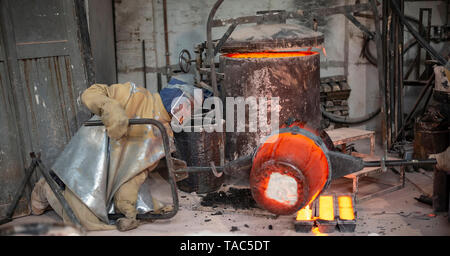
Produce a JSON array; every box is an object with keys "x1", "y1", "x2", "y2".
[
  {"x1": 344, "y1": 11, "x2": 375, "y2": 39},
  {"x1": 84, "y1": 118, "x2": 179, "y2": 221},
  {"x1": 0, "y1": 152, "x2": 82, "y2": 228}
]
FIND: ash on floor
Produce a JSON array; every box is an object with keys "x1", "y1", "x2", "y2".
[{"x1": 200, "y1": 187, "x2": 258, "y2": 210}]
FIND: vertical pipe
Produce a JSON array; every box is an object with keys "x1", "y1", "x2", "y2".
[
  {"x1": 206, "y1": 0, "x2": 225, "y2": 166},
  {"x1": 370, "y1": 0, "x2": 388, "y2": 168},
  {"x1": 393, "y1": 4, "x2": 399, "y2": 141},
  {"x1": 417, "y1": 10, "x2": 423, "y2": 79},
  {"x1": 388, "y1": 8, "x2": 395, "y2": 148},
  {"x1": 142, "y1": 40, "x2": 147, "y2": 89},
  {"x1": 425, "y1": 9, "x2": 432, "y2": 78},
  {"x1": 384, "y1": 1, "x2": 392, "y2": 148},
  {"x1": 112, "y1": 0, "x2": 119, "y2": 83},
  {"x1": 151, "y1": 0, "x2": 160, "y2": 86},
  {"x1": 162, "y1": 0, "x2": 170, "y2": 81},
  {"x1": 157, "y1": 72, "x2": 162, "y2": 92},
  {"x1": 207, "y1": 0, "x2": 224, "y2": 98},
  {"x1": 398, "y1": 0, "x2": 404, "y2": 142}
]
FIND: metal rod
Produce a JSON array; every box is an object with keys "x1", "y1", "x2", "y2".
[
  {"x1": 33, "y1": 155, "x2": 81, "y2": 227},
  {"x1": 392, "y1": 73, "x2": 435, "y2": 144},
  {"x1": 206, "y1": 0, "x2": 226, "y2": 167},
  {"x1": 174, "y1": 166, "x2": 224, "y2": 174},
  {"x1": 110, "y1": 119, "x2": 179, "y2": 221},
  {"x1": 211, "y1": 3, "x2": 372, "y2": 27},
  {"x1": 142, "y1": 40, "x2": 147, "y2": 89},
  {"x1": 207, "y1": 0, "x2": 224, "y2": 98},
  {"x1": 344, "y1": 12, "x2": 374, "y2": 39},
  {"x1": 214, "y1": 21, "x2": 238, "y2": 56},
  {"x1": 403, "y1": 80, "x2": 428, "y2": 86},
  {"x1": 390, "y1": 0, "x2": 448, "y2": 65},
  {"x1": 397, "y1": 0, "x2": 404, "y2": 142},
  {"x1": 157, "y1": 72, "x2": 162, "y2": 92},
  {"x1": 162, "y1": 0, "x2": 170, "y2": 81},
  {"x1": 404, "y1": 55, "x2": 420, "y2": 81},
  {"x1": 388, "y1": 7, "x2": 394, "y2": 148},
  {"x1": 84, "y1": 118, "x2": 161, "y2": 126},
  {"x1": 0, "y1": 158, "x2": 37, "y2": 224},
  {"x1": 370, "y1": 0, "x2": 388, "y2": 170},
  {"x1": 364, "y1": 158, "x2": 437, "y2": 167},
  {"x1": 419, "y1": 84, "x2": 434, "y2": 116},
  {"x1": 417, "y1": 9, "x2": 424, "y2": 79}
]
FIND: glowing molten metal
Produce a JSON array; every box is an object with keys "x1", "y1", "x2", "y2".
[
  {"x1": 338, "y1": 196, "x2": 355, "y2": 220},
  {"x1": 296, "y1": 205, "x2": 313, "y2": 221},
  {"x1": 224, "y1": 51, "x2": 319, "y2": 59},
  {"x1": 318, "y1": 196, "x2": 334, "y2": 221},
  {"x1": 250, "y1": 128, "x2": 330, "y2": 215}
]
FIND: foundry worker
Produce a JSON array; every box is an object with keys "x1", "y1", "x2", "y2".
[{"x1": 30, "y1": 80, "x2": 193, "y2": 231}]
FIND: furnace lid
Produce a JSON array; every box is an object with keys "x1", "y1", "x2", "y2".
[{"x1": 220, "y1": 23, "x2": 324, "y2": 53}]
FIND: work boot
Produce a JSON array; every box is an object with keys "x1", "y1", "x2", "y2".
[
  {"x1": 152, "y1": 198, "x2": 173, "y2": 214},
  {"x1": 116, "y1": 218, "x2": 140, "y2": 232},
  {"x1": 31, "y1": 178, "x2": 50, "y2": 215}
]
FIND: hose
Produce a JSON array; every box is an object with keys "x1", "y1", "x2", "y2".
[
  {"x1": 321, "y1": 105, "x2": 381, "y2": 124},
  {"x1": 361, "y1": 15, "x2": 422, "y2": 67}
]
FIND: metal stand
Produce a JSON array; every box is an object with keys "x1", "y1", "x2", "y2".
[
  {"x1": 84, "y1": 118, "x2": 180, "y2": 221},
  {"x1": 0, "y1": 119, "x2": 180, "y2": 228},
  {"x1": 0, "y1": 152, "x2": 81, "y2": 227}
]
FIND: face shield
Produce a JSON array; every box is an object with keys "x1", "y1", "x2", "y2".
[{"x1": 170, "y1": 91, "x2": 192, "y2": 125}]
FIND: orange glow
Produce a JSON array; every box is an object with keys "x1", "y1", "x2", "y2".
[
  {"x1": 296, "y1": 205, "x2": 313, "y2": 221},
  {"x1": 318, "y1": 196, "x2": 334, "y2": 221},
  {"x1": 251, "y1": 127, "x2": 330, "y2": 215},
  {"x1": 312, "y1": 227, "x2": 328, "y2": 236},
  {"x1": 338, "y1": 196, "x2": 355, "y2": 220},
  {"x1": 224, "y1": 51, "x2": 319, "y2": 59}
]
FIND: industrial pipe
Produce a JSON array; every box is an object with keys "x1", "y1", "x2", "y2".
[
  {"x1": 206, "y1": 0, "x2": 224, "y2": 98},
  {"x1": 390, "y1": 0, "x2": 448, "y2": 66},
  {"x1": 321, "y1": 105, "x2": 381, "y2": 125}
]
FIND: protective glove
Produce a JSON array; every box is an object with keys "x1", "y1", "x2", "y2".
[
  {"x1": 101, "y1": 100, "x2": 129, "y2": 140},
  {"x1": 81, "y1": 84, "x2": 129, "y2": 140}
]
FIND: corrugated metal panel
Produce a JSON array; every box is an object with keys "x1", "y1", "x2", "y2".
[
  {"x1": 0, "y1": 0, "x2": 94, "y2": 218},
  {"x1": 18, "y1": 56, "x2": 81, "y2": 164}
]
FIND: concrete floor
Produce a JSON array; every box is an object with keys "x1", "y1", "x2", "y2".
[
  {"x1": 2, "y1": 167, "x2": 449, "y2": 236},
  {"x1": 2, "y1": 140, "x2": 449, "y2": 236}
]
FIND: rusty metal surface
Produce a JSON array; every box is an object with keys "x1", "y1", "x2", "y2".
[
  {"x1": 0, "y1": 60, "x2": 30, "y2": 218},
  {"x1": 220, "y1": 53, "x2": 321, "y2": 161},
  {"x1": 413, "y1": 105, "x2": 449, "y2": 155},
  {"x1": 220, "y1": 24, "x2": 323, "y2": 53},
  {"x1": 0, "y1": 11, "x2": 30, "y2": 219},
  {"x1": 18, "y1": 57, "x2": 85, "y2": 165},
  {"x1": 174, "y1": 119, "x2": 225, "y2": 194}
]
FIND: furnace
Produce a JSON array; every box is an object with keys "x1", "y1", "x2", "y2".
[{"x1": 219, "y1": 22, "x2": 324, "y2": 161}]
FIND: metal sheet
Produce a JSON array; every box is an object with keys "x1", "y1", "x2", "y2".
[{"x1": 52, "y1": 116, "x2": 172, "y2": 222}]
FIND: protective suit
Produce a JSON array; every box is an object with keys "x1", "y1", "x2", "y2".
[{"x1": 31, "y1": 82, "x2": 189, "y2": 231}]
